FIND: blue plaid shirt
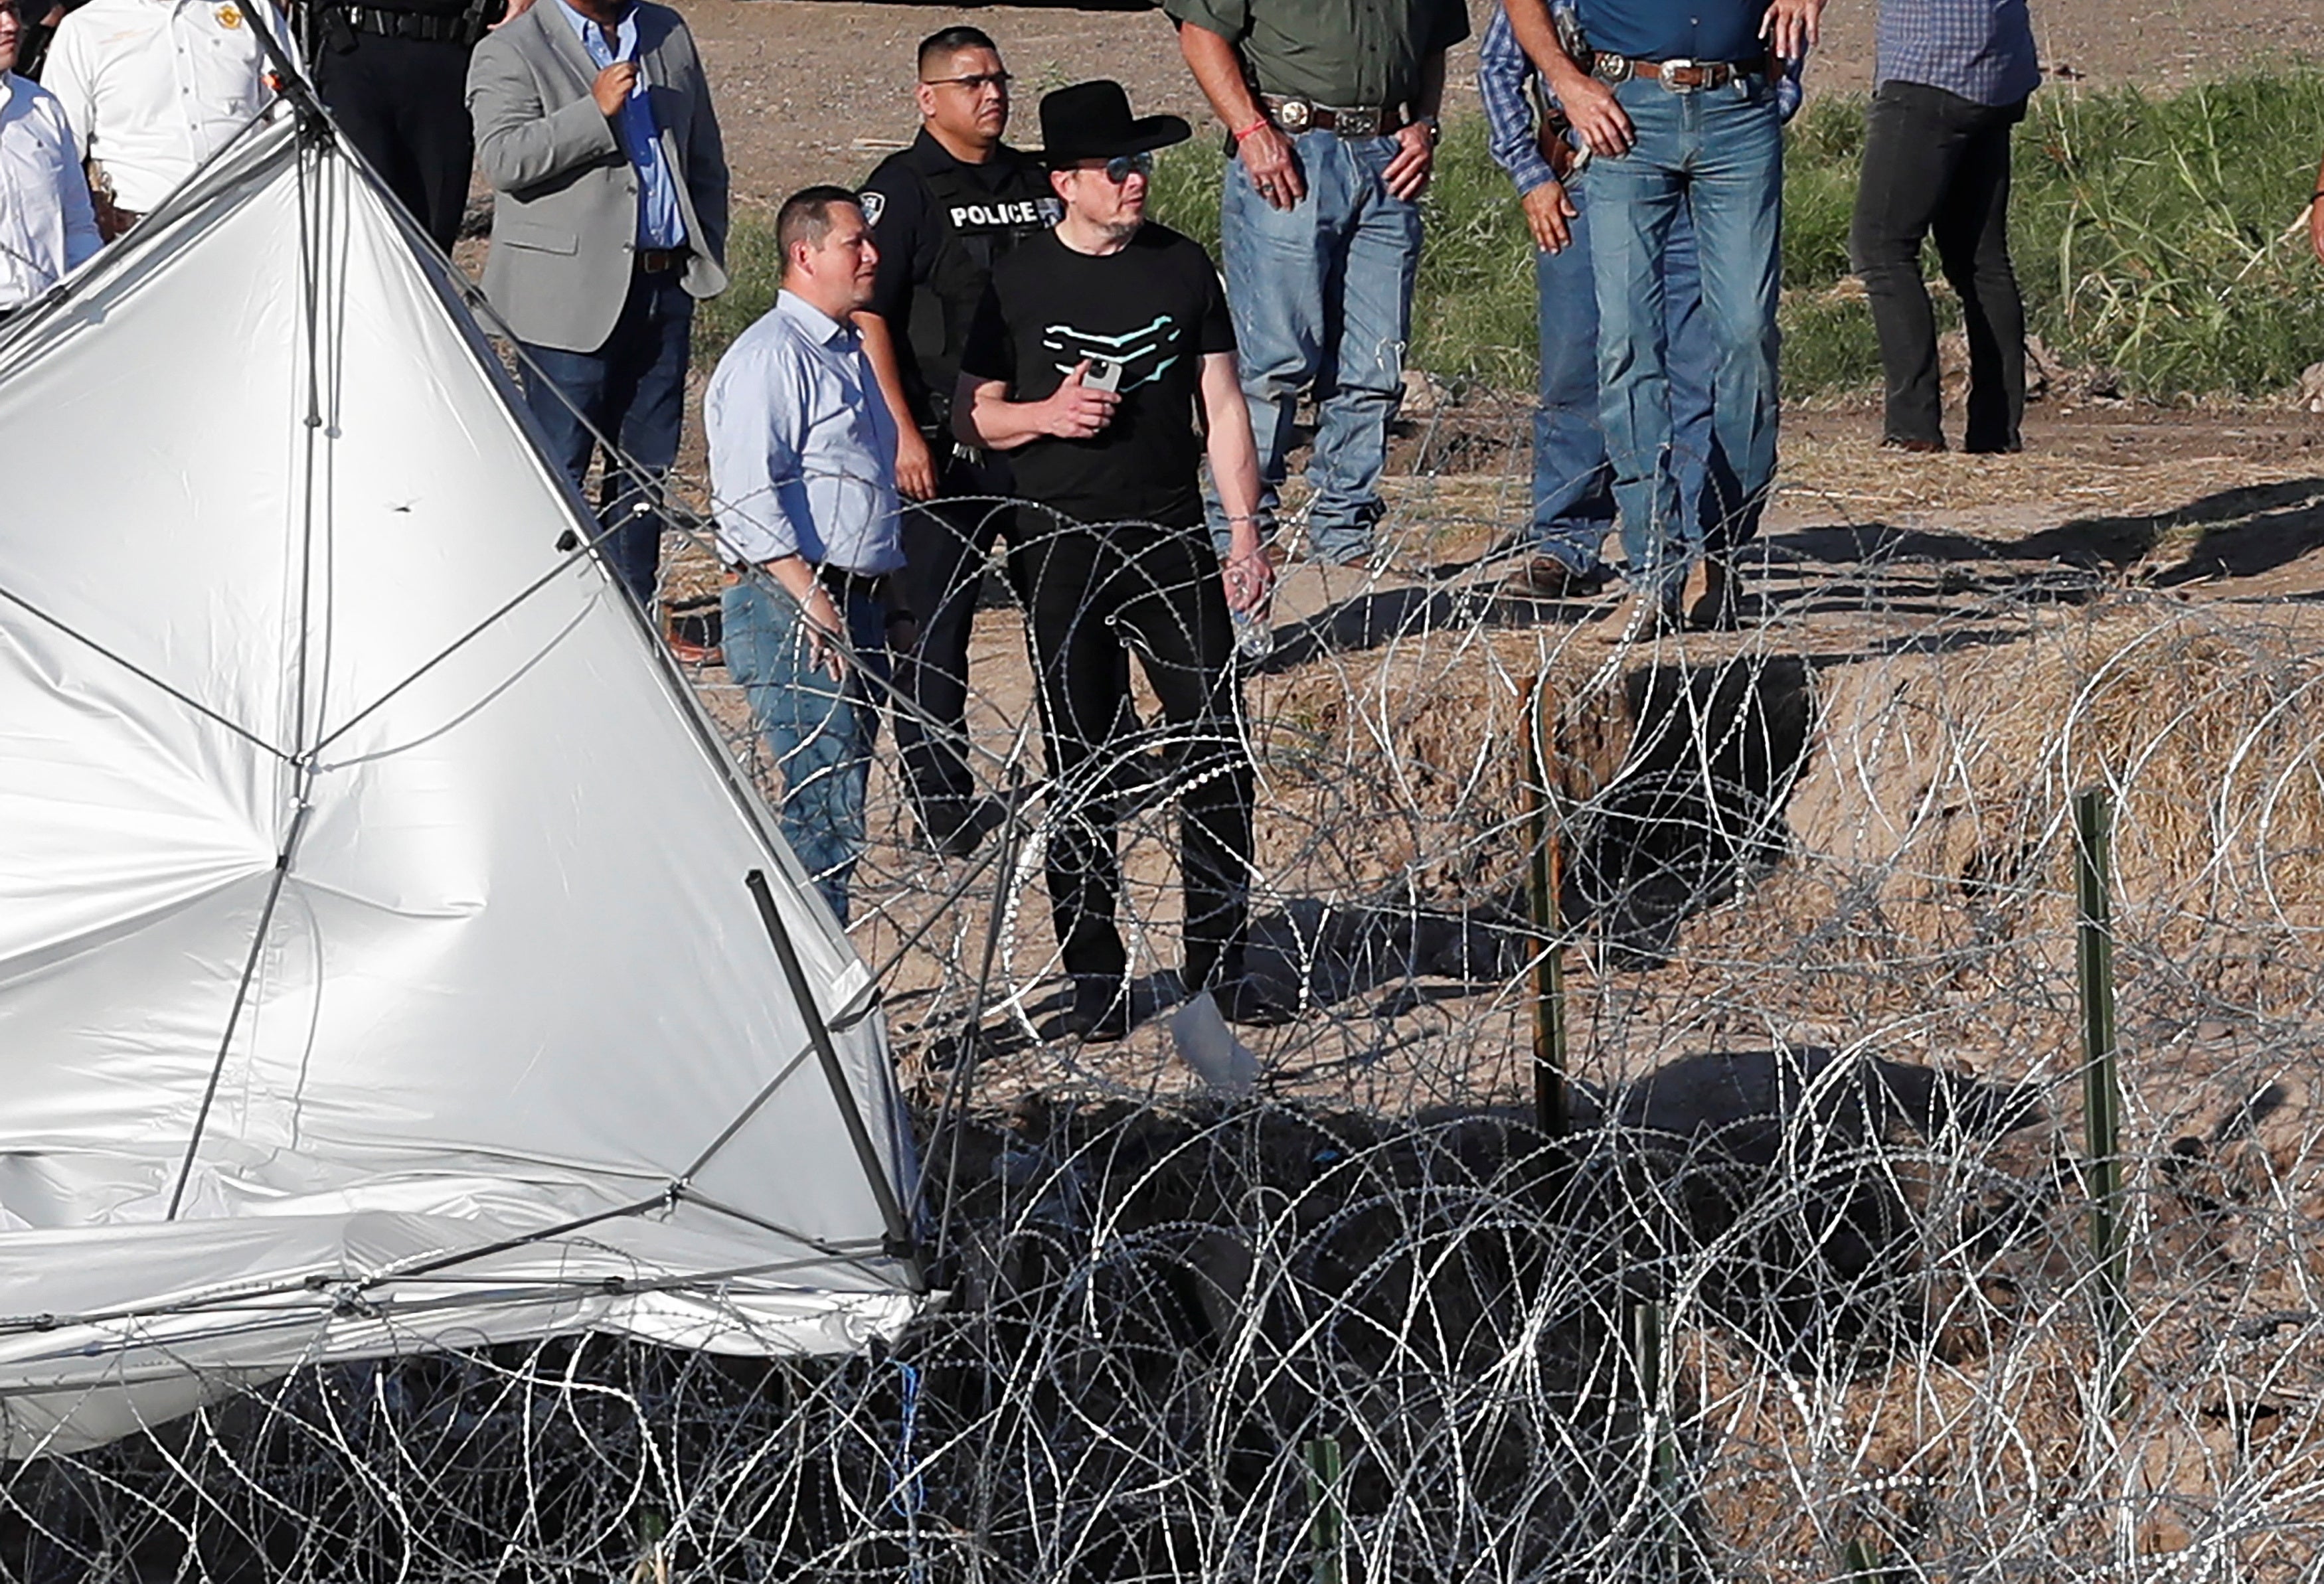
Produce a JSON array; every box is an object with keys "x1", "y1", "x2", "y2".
[
  {"x1": 1478, "y1": 6, "x2": 1803, "y2": 197},
  {"x1": 1875, "y1": 0, "x2": 2042, "y2": 107}
]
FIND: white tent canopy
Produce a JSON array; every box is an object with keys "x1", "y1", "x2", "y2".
[{"x1": 0, "y1": 110, "x2": 921, "y2": 1458}]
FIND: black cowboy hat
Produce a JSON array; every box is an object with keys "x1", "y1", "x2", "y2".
[{"x1": 1038, "y1": 80, "x2": 1192, "y2": 167}]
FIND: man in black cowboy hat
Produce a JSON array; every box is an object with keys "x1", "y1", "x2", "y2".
[{"x1": 954, "y1": 79, "x2": 1288, "y2": 1042}]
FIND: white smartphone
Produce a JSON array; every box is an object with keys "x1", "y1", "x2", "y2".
[{"x1": 1084, "y1": 358, "x2": 1123, "y2": 393}]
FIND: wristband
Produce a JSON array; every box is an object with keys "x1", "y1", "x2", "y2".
[{"x1": 1231, "y1": 118, "x2": 1269, "y2": 143}]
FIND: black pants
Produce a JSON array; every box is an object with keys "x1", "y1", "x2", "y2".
[
  {"x1": 1849, "y1": 80, "x2": 2029, "y2": 453},
  {"x1": 894, "y1": 448, "x2": 1023, "y2": 837},
  {"x1": 313, "y1": 31, "x2": 474, "y2": 255},
  {"x1": 1019, "y1": 512, "x2": 1254, "y2": 993}
]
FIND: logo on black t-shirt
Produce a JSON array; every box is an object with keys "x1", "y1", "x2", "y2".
[{"x1": 1039, "y1": 315, "x2": 1183, "y2": 392}]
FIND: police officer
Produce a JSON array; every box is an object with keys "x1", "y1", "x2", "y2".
[
  {"x1": 856, "y1": 25, "x2": 1065, "y2": 858},
  {"x1": 305, "y1": 0, "x2": 515, "y2": 254}
]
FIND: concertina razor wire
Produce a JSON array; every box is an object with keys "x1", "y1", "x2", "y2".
[{"x1": 7, "y1": 405, "x2": 2324, "y2": 1583}]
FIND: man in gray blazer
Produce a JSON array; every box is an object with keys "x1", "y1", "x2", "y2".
[{"x1": 467, "y1": 0, "x2": 728, "y2": 608}]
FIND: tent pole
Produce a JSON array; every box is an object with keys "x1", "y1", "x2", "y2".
[
  {"x1": 169, "y1": 801, "x2": 312, "y2": 1219},
  {"x1": 745, "y1": 870, "x2": 925, "y2": 1291}
]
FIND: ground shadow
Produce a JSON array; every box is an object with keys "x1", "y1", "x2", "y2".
[{"x1": 1762, "y1": 476, "x2": 2324, "y2": 592}]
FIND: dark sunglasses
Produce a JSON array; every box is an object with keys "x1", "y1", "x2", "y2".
[
  {"x1": 1094, "y1": 151, "x2": 1154, "y2": 184},
  {"x1": 922, "y1": 71, "x2": 1012, "y2": 94}
]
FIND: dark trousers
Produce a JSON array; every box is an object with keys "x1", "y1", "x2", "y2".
[
  {"x1": 1019, "y1": 513, "x2": 1254, "y2": 994},
  {"x1": 519, "y1": 271, "x2": 694, "y2": 606},
  {"x1": 1849, "y1": 80, "x2": 2029, "y2": 453},
  {"x1": 894, "y1": 447, "x2": 1022, "y2": 838},
  {"x1": 313, "y1": 31, "x2": 473, "y2": 256}
]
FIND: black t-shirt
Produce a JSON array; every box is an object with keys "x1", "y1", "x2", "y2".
[
  {"x1": 959, "y1": 224, "x2": 1236, "y2": 528},
  {"x1": 859, "y1": 132, "x2": 1059, "y2": 430}
]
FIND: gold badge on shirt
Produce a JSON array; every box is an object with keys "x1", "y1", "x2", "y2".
[{"x1": 215, "y1": 3, "x2": 243, "y2": 27}]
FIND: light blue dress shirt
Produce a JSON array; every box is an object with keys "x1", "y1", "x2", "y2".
[
  {"x1": 705, "y1": 290, "x2": 904, "y2": 574},
  {"x1": 554, "y1": 0, "x2": 685, "y2": 250}
]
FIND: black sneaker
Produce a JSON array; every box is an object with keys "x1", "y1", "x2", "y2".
[
  {"x1": 926, "y1": 795, "x2": 1010, "y2": 859},
  {"x1": 1044, "y1": 979, "x2": 1133, "y2": 1044}
]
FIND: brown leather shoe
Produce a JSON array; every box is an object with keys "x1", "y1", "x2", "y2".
[
  {"x1": 1501, "y1": 556, "x2": 1612, "y2": 601},
  {"x1": 1590, "y1": 588, "x2": 1683, "y2": 645}
]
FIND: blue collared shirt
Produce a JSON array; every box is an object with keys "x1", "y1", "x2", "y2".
[
  {"x1": 555, "y1": 0, "x2": 685, "y2": 250},
  {"x1": 1478, "y1": 6, "x2": 1803, "y2": 197},
  {"x1": 1570, "y1": 0, "x2": 1769, "y2": 65},
  {"x1": 705, "y1": 290, "x2": 904, "y2": 574},
  {"x1": 1875, "y1": 0, "x2": 2041, "y2": 107}
]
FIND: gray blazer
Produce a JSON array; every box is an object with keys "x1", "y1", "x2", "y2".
[{"x1": 466, "y1": 1, "x2": 730, "y2": 353}]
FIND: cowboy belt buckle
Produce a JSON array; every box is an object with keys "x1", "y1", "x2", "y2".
[
  {"x1": 1657, "y1": 56, "x2": 1699, "y2": 91},
  {"x1": 1274, "y1": 96, "x2": 1314, "y2": 131}
]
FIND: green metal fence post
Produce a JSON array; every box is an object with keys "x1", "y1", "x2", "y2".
[
  {"x1": 1303, "y1": 1435, "x2": 1344, "y2": 1584},
  {"x1": 2074, "y1": 785, "x2": 2128, "y2": 1405},
  {"x1": 1524, "y1": 676, "x2": 1570, "y2": 1138}
]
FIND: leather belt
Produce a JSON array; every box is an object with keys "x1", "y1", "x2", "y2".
[
  {"x1": 635, "y1": 246, "x2": 689, "y2": 275},
  {"x1": 723, "y1": 563, "x2": 892, "y2": 605},
  {"x1": 1261, "y1": 94, "x2": 1400, "y2": 137},
  {"x1": 817, "y1": 566, "x2": 889, "y2": 603},
  {"x1": 342, "y1": 5, "x2": 471, "y2": 41},
  {"x1": 1590, "y1": 52, "x2": 1774, "y2": 90}
]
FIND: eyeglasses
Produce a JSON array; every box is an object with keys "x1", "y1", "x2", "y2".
[
  {"x1": 922, "y1": 71, "x2": 1012, "y2": 94},
  {"x1": 1093, "y1": 151, "x2": 1153, "y2": 184}
]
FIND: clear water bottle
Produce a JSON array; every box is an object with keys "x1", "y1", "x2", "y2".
[{"x1": 1233, "y1": 605, "x2": 1275, "y2": 665}]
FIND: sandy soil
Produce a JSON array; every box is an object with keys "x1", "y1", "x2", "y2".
[{"x1": 681, "y1": 0, "x2": 2324, "y2": 211}]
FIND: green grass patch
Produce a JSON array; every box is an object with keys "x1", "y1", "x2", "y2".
[{"x1": 703, "y1": 72, "x2": 2324, "y2": 402}]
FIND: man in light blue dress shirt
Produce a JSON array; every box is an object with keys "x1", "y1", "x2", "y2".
[{"x1": 705, "y1": 186, "x2": 906, "y2": 925}]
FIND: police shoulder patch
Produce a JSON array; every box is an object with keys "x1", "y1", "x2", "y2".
[
  {"x1": 1036, "y1": 197, "x2": 1064, "y2": 226},
  {"x1": 859, "y1": 190, "x2": 886, "y2": 228}
]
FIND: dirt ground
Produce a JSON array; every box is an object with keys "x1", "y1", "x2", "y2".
[
  {"x1": 683, "y1": 0, "x2": 2324, "y2": 211},
  {"x1": 640, "y1": 0, "x2": 2324, "y2": 1083}
]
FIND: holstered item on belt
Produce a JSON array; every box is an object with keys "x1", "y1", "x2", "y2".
[
  {"x1": 1535, "y1": 115, "x2": 1583, "y2": 182},
  {"x1": 1260, "y1": 94, "x2": 1402, "y2": 137},
  {"x1": 342, "y1": 5, "x2": 473, "y2": 41},
  {"x1": 1590, "y1": 50, "x2": 1775, "y2": 90},
  {"x1": 85, "y1": 161, "x2": 139, "y2": 243}
]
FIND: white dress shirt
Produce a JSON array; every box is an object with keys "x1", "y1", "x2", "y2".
[
  {"x1": 704, "y1": 289, "x2": 904, "y2": 575},
  {"x1": 0, "y1": 74, "x2": 100, "y2": 309},
  {"x1": 41, "y1": 0, "x2": 274, "y2": 213}
]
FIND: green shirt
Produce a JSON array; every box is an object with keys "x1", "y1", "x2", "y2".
[{"x1": 1165, "y1": 0, "x2": 1471, "y2": 111}]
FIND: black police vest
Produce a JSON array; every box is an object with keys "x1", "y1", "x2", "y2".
[{"x1": 901, "y1": 153, "x2": 1056, "y2": 424}]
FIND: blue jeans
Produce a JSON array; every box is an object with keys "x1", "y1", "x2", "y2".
[
  {"x1": 722, "y1": 578, "x2": 891, "y2": 925},
  {"x1": 1531, "y1": 187, "x2": 1718, "y2": 572},
  {"x1": 1585, "y1": 74, "x2": 1783, "y2": 600},
  {"x1": 1212, "y1": 131, "x2": 1421, "y2": 565},
  {"x1": 521, "y1": 270, "x2": 694, "y2": 607}
]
